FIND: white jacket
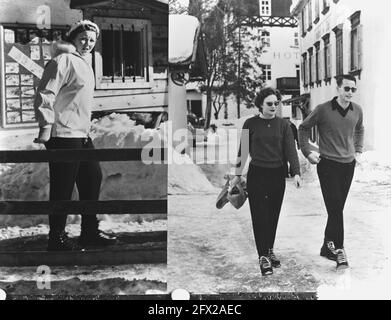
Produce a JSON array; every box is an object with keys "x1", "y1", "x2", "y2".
[{"x1": 34, "y1": 42, "x2": 95, "y2": 139}]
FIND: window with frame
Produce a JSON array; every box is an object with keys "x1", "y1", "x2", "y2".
[
  {"x1": 314, "y1": 0, "x2": 320, "y2": 23},
  {"x1": 333, "y1": 26, "x2": 343, "y2": 76},
  {"x1": 260, "y1": 0, "x2": 271, "y2": 16},
  {"x1": 350, "y1": 11, "x2": 362, "y2": 73},
  {"x1": 261, "y1": 64, "x2": 272, "y2": 81},
  {"x1": 261, "y1": 30, "x2": 270, "y2": 48},
  {"x1": 1, "y1": 26, "x2": 67, "y2": 127},
  {"x1": 93, "y1": 17, "x2": 152, "y2": 89},
  {"x1": 322, "y1": 0, "x2": 330, "y2": 14},
  {"x1": 322, "y1": 34, "x2": 331, "y2": 81},
  {"x1": 294, "y1": 32, "x2": 299, "y2": 47},
  {"x1": 307, "y1": 1, "x2": 313, "y2": 31}
]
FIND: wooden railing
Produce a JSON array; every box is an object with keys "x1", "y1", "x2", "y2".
[{"x1": 0, "y1": 148, "x2": 167, "y2": 266}]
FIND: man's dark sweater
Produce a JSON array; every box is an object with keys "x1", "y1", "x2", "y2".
[
  {"x1": 236, "y1": 116, "x2": 300, "y2": 176},
  {"x1": 298, "y1": 97, "x2": 364, "y2": 163}
]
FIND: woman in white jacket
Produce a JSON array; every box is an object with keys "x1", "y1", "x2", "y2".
[{"x1": 34, "y1": 20, "x2": 117, "y2": 251}]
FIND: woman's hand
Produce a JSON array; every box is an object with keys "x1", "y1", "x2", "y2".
[
  {"x1": 228, "y1": 176, "x2": 241, "y2": 192},
  {"x1": 34, "y1": 127, "x2": 51, "y2": 144},
  {"x1": 33, "y1": 137, "x2": 49, "y2": 144},
  {"x1": 293, "y1": 175, "x2": 302, "y2": 189}
]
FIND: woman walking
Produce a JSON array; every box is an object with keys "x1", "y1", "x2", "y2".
[
  {"x1": 231, "y1": 88, "x2": 301, "y2": 276},
  {"x1": 34, "y1": 20, "x2": 117, "y2": 251}
]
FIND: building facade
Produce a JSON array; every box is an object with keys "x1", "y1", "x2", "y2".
[
  {"x1": 0, "y1": 0, "x2": 168, "y2": 131},
  {"x1": 187, "y1": 0, "x2": 301, "y2": 121},
  {"x1": 291, "y1": 0, "x2": 391, "y2": 151}
]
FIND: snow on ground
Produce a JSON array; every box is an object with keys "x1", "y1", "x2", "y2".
[
  {"x1": 168, "y1": 116, "x2": 391, "y2": 298},
  {"x1": 0, "y1": 113, "x2": 167, "y2": 228},
  {"x1": 168, "y1": 177, "x2": 391, "y2": 297},
  {"x1": 168, "y1": 153, "x2": 218, "y2": 195},
  {"x1": 0, "y1": 113, "x2": 167, "y2": 295},
  {"x1": 0, "y1": 220, "x2": 167, "y2": 241}
]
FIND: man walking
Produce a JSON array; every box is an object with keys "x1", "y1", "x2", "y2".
[{"x1": 298, "y1": 74, "x2": 364, "y2": 269}]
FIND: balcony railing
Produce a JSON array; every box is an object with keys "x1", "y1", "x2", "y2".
[{"x1": 276, "y1": 77, "x2": 300, "y2": 93}]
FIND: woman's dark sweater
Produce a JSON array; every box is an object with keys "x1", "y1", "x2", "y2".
[{"x1": 235, "y1": 116, "x2": 300, "y2": 176}]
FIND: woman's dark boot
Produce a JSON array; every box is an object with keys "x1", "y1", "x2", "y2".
[{"x1": 47, "y1": 231, "x2": 82, "y2": 251}]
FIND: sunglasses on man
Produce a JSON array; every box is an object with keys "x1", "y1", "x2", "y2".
[
  {"x1": 343, "y1": 86, "x2": 357, "y2": 93},
  {"x1": 265, "y1": 101, "x2": 281, "y2": 107}
]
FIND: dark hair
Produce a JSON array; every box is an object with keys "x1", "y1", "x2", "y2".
[
  {"x1": 67, "y1": 24, "x2": 99, "y2": 43},
  {"x1": 336, "y1": 74, "x2": 356, "y2": 86},
  {"x1": 254, "y1": 87, "x2": 282, "y2": 112}
]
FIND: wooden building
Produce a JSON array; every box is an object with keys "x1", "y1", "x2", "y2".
[{"x1": 0, "y1": 0, "x2": 168, "y2": 131}]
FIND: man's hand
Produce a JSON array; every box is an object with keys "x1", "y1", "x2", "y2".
[
  {"x1": 355, "y1": 152, "x2": 362, "y2": 164},
  {"x1": 307, "y1": 151, "x2": 320, "y2": 165},
  {"x1": 293, "y1": 175, "x2": 302, "y2": 189}
]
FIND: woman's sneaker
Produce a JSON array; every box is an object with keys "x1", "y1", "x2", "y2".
[
  {"x1": 259, "y1": 256, "x2": 273, "y2": 276},
  {"x1": 268, "y1": 248, "x2": 281, "y2": 268},
  {"x1": 320, "y1": 240, "x2": 337, "y2": 261},
  {"x1": 336, "y1": 248, "x2": 349, "y2": 269}
]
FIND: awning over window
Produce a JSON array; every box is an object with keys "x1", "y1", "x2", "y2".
[
  {"x1": 283, "y1": 93, "x2": 311, "y2": 118},
  {"x1": 282, "y1": 93, "x2": 310, "y2": 104},
  {"x1": 70, "y1": 0, "x2": 168, "y2": 10},
  {"x1": 70, "y1": 0, "x2": 113, "y2": 8}
]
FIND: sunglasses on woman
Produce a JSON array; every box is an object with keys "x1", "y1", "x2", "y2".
[
  {"x1": 265, "y1": 101, "x2": 280, "y2": 107},
  {"x1": 343, "y1": 86, "x2": 357, "y2": 93}
]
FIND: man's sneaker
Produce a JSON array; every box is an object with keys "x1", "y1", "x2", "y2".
[
  {"x1": 259, "y1": 256, "x2": 273, "y2": 276},
  {"x1": 320, "y1": 240, "x2": 337, "y2": 261},
  {"x1": 47, "y1": 231, "x2": 82, "y2": 251},
  {"x1": 336, "y1": 249, "x2": 349, "y2": 269},
  {"x1": 79, "y1": 230, "x2": 118, "y2": 247},
  {"x1": 268, "y1": 248, "x2": 281, "y2": 268}
]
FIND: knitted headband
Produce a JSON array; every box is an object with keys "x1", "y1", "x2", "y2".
[{"x1": 66, "y1": 20, "x2": 100, "y2": 40}]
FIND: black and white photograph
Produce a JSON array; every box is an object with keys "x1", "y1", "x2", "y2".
[
  {"x1": 168, "y1": 0, "x2": 391, "y2": 299},
  {"x1": 0, "y1": 0, "x2": 391, "y2": 304},
  {"x1": 0, "y1": 0, "x2": 168, "y2": 297}
]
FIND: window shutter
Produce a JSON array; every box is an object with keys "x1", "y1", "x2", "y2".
[
  {"x1": 312, "y1": 54, "x2": 316, "y2": 83},
  {"x1": 327, "y1": 45, "x2": 331, "y2": 78},
  {"x1": 357, "y1": 24, "x2": 363, "y2": 69},
  {"x1": 319, "y1": 48, "x2": 324, "y2": 80}
]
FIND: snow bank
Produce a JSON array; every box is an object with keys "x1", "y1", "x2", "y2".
[
  {"x1": 0, "y1": 220, "x2": 166, "y2": 241},
  {"x1": 168, "y1": 153, "x2": 218, "y2": 195},
  {"x1": 206, "y1": 116, "x2": 391, "y2": 186},
  {"x1": 0, "y1": 113, "x2": 166, "y2": 228},
  {"x1": 354, "y1": 151, "x2": 391, "y2": 185}
]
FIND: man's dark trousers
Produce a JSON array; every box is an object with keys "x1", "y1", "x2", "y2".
[{"x1": 317, "y1": 157, "x2": 356, "y2": 249}]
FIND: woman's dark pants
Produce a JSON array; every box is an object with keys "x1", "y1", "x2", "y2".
[
  {"x1": 247, "y1": 164, "x2": 286, "y2": 257},
  {"x1": 45, "y1": 137, "x2": 102, "y2": 235}
]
